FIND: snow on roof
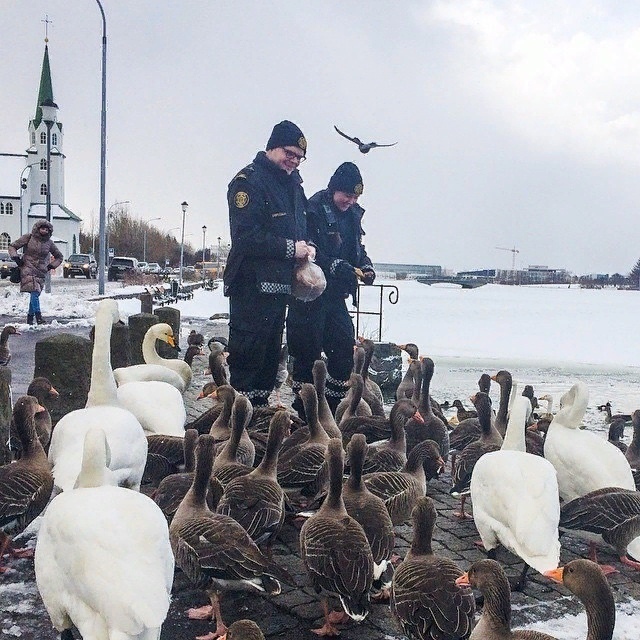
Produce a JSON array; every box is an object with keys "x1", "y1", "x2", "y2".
[
  {"x1": 28, "y1": 204, "x2": 81, "y2": 221},
  {"x1": 0, "y1": 153, "x2": 27, "y2": 197}
]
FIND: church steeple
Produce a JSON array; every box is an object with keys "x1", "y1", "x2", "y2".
[{"x1": 32, "y1": 44, "x2": 55, "y2": 128}]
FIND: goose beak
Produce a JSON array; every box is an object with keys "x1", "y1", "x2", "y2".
[
  {"x1": 49, "y1": 386, "x2": 60, "y2": 397},
  {"x1": 437, "y1": 457, "x2": 446, "y2": 473},
  {"x1": 543, "y1": 567, "x2": 564, "y2": 583},
  {"x1": 527, "y1": 423, "x2": 539, "y2": 431},
  {"x1": 35, "y1": 403, "x2": 46, "y2": 414},
  {"x1": 490, "y1": 374, "x2": 498, "y2": 381},
  {"x1": 397, "y1": 344, "x2": 406, "y2": 350},
  {"x1": 455, "y1": 572, "x2": 470, "y2": 587},
  {"x1": 412, "y1": 410, "x2": 425, "y2": 423},
  {"x1": 166, "y1": 335, "x2": 176, "y2": 347}
]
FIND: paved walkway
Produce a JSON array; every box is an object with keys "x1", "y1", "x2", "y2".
[{"x1": 2, "y1": 320, "x2": 640, "y2": 639}]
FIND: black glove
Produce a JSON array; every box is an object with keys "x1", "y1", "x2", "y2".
[
  {"x1": 361, "y1": 269, "x2": 376, "y2": 285},
  {"x1": 331, "y1": 259, "x2": 356, "y2": 282},
  {"x1": 13, "y1": 256, "x2": 23, "y2": 267},
  {"x1": 46, "y1": 264, "x2": 55, "y2": 271}
]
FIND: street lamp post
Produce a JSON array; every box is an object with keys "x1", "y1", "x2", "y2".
[
  {"x1": 40, "y1": 99, "x2": 58, "y2": 294},
  {"x1": 143, "y1": 217, "x2": 161, "y2": 262},
  {"x1": 179, "y1": 201, "x2": 188, "y2": 286},
  {"x1": 95, "y1": 0, "x2": 107, "y2": 295},
  {"x1": 217, "y1": 236, "x2": 221, "y2": 279},
  {"x1": 201, "y1": 225, "x2": 207, "y2": 282}
]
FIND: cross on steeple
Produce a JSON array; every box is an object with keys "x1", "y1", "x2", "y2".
[{"x1": 42, "y1": 14, "x2": 53, "y2": 42}]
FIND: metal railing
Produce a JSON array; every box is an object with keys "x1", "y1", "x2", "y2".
[{"x1": 350, "y1": 283, "x2": 399, "y2": 341}]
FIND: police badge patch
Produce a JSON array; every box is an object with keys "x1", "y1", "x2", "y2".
[
  {"x1": 234, "y1": 191, "x2": 249, "y2": 208},
  {"x1": 298, "y1": 136, "x2": 307, "y2": 151},
  {"x1": 354, "y1": 183, "x2": 363, "y2": 196}
]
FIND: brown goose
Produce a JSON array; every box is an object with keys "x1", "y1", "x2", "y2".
[
  {"x1": 336, "y1": 373, "x2": 372, "y2": 425},
  {"x1": 357, "y1": 337, "x2": 385, "y2": 413},
  {"x1": 363, "y1": 439, "x2": 444, "y2": 525},
  {"x1": 209, "y1": 385, "x2": 237, "y2": 441},
  {"x1": 223, "y1": 619, "x2": 265, "y2": 640},
  {"x1": 184, "y1": 344, "x2": 205, "y2": 366},
  {"x1": 313, "y1": 359, "x2": 340, "y2": 438},
  {"x1": 560, "y1": 486, "x2": 640, "y2": 571},
  {"x1": 361, "y1": 399, "x2": 421, "y2": 474},
  {"x1": 216, "y1": 394, "x2": 255, "y2": 467},
  {"x1": 608, "y1": 420, "x2": 627, "y2": 453},
  {"x1": 522, "y1": 384, "x2": 539, "y2": 411},
  {"x1": 208, "y1": 340, "x2": 229, "y2": 387},
  {"x1": 277, "y1": 384, "x2": 330, "y2": 491},
  {"x1": 397, "y1": 342, "x2": 420, "y2": 361},
  {"x1": 212, "y1": 396, "x2": 255, "y2": 486},
  {"x1": 391, "y1": 497, "x2": 475, "y2": 640},
  {"x1": 452, "y1": 398, "x2": 478, "y2": 422},
  {"x1": 0, "y1": 325, "x2": 20, "y2": 367},
  {"x1": 544, "y1": 559, "x2": 616, "y2": 640},
  {"x1": 343, "y1": 435, "x2": 395, "y2": 595},
  {"x1": 404, "y1": 358, "x2": 449, "y2": 461},
  {"x1": 450, "y1": 392, "x2": 502, "y2": 519},
  {"x1": 183, "y1": 382, "x2": 224, "y2": 435},
  {"x1": 170, "y1": 434, "x2": 294, "y2": 639},
  {"x1": 9, "y1": 376, "x2": 59, "y2": 457},
  {"x1": 217, "y1": 411, "x2": 289, "y2": 546},
  {"x1": 395, "y1": 358, "x2": 421, "y2": 401},
  {"x1": 152, "y1": 430, "x2": 223, "y2": 523},
  {"x1": 457, "y1": 559, "x2": 558, "y2": 639},
  {"x1": 0, "y1": 396, "x2": 53, "y2": 572},
  {"x1": 625, "y1": 410, "x2": 640, "y2": 489},
  {"x1": 300, "y1": 439, "x2": 374, "y2": 636}
]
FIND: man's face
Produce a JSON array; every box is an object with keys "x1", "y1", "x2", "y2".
[
  {"x1": 266, "y1": 146, "x2": 306, "y2": 174},
  {"x1": 332, "y1": 191, "x2": 359, "y2": 212}
]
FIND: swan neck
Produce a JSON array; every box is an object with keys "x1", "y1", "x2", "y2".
[{"x1": 86, "y1": 308, "x2": 118, "y2": 407}]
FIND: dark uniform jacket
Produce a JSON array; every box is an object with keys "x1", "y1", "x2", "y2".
[
  {"x1": 224, "y1": 151, "x2": 307, "y2": 297},
  {"x1": 306, "y1": 189, "x2": 373, "y2": 300}
]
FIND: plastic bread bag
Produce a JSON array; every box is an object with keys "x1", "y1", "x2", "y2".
[{"x1": 291, "y1": 258, "x2": 326, "y2": 302}]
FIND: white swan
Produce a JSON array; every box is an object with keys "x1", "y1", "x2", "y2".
[
  {"x1": 116, "y1": 380, "x2": 186, "y2": 436},
  {"x1": 114, "y1": 323, "x2": 192, "y2": 392},
  {"x1": 470, "y1": 396, "x2": 561, "y2": 576},
  {"x1": 36, "y1": 426, "x2": 174, "y2": 640},
  {"x1": 544, "y1": 381, "x2": 635, "y2": 501},
  {"x1": 48, "y1": 299, "x2": 148, "y2": 492}
]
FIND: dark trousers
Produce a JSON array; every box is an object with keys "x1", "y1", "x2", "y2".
[
  {"x1": 228, "y1": 290, "x2": 287, "y2": 405},
  {"x1": 287, "y1": 294, "x2": 355, "y2": 404}
]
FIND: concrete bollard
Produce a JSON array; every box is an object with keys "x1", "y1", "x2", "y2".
[
  {"x1": 368, "y1": 342, "x2": 403, "y2": 402},
  {"x1": 154, "y1": 306, "x2": 180, "y2": 360},
  {"x1": 0, "y1": 367, "x2": 12, "y2": 464},
  {"x1": 128, "y1": 313, "x2": 159, "y2": 365},
  {"x1": 34, "y1": 334, "x2": 92, "y2": 425},
  {"x1": 140, "y1": 292, "x2": 153, "y2": 315}
]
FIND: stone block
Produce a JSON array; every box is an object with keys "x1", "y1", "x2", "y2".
[
  {"x1": 128, "y1": 313, "x2": 159, "y2": 365},
  {"x1": 34, "y1": 334, "x2": 92, "y2": 424}
]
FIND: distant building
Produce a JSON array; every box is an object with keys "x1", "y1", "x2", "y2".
[
  {"x1": 373, "y1": 262, "x2": 443, "y2": 278},
  {"x1": 0, "y1": 42, "x2": 81, "y2": 255}
]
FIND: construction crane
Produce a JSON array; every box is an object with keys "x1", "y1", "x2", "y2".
[{"x1": 495, "y1": 246, "x2": 520, "y2": 271}]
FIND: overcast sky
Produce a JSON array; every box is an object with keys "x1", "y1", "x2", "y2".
[{"x1": 2, "y1": 1, "x2": 640, "y2": 275}]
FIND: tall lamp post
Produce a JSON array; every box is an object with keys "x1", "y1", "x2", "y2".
[
  {"x1": 40, "y1": 99, "x2": 58, "y2": 294},
  {"x1": 95, "y1": 0, "x2": 107, "y2": 295},
  {"x1": 201, "y1": 225, "x2": 207, "y2": 282},
  {"x1": 179, "y1": 201, "x2": 188, "y2": 286},
  {"x1": 217, "y1": 236, "x2": 221, "y2": 279},
  {"x1": 143, "y1": 216, "x2": 161, "y2": 262}
]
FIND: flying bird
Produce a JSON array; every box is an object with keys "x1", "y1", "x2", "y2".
[{"x1": 334, "y1": 125, "x2": 397, "y2": 153}]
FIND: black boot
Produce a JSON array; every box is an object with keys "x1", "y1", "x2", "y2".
[
  {"x1": 27, "y1": 314, "x2": 34, "y2": 325},
  {"x1": 35, "y1": 312, "x2": 47, "y2": 325}
]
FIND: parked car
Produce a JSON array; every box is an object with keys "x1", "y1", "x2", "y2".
[
  {"x1": 146, "y1": 262, "x2": 161, "y2": 273},
  {"x1": 0, "y1": 251, "x2": 14, "y2": 279},
  {"x1": 138, "y1": 261, "x2": 149, "y2": 272},
  {"x1": 107, "y1": 256, "x2": 141, "y2": 281},
  {"x1": 63, "y1": 253, "x2": 98, "y2": 279}
]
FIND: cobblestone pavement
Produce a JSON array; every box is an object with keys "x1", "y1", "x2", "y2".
[{"x1": 2, "y1": 319, "x2": 640, "y2": 639}]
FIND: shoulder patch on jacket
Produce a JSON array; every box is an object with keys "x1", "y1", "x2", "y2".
[{"x1": 234, "y1": 191, "x2": 249, "y2": 208}]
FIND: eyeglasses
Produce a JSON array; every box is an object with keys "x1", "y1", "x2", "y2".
[{"x1": 281, "y1": 148, "x2": 306, "y2": 163}]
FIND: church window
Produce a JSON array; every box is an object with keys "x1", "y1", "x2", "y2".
[
  {"x1": 52, "y1": 133, "x2": 58, "y2": 146},
  {"x1": 40, "y1": 159, "x2": 47, "y2": 170},
  {"x1": 0, "y1": 203, "x2": 4, "y2": 215},
  {"x1": 40, "y1": 183, "x2": 48, "y2": 196},
  {"x1": 73, "y1": 235, "x2": 77, "y2": 253},
  {"x1": 31, "y1": 132, "x2": 36, "y2": 145},
  {"x1": 5, "y1": 203, "x2": 13, "y2": 215},
  {"x1": 40, "y1": 131, "x2": 47, "y2": 144},
  {"x1": 0, "y1": 233, "x2": 10, "y2": 251}
]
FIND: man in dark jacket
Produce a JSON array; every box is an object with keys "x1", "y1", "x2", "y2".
[
  {"x1": 224, "y1": 120, "x2": 314, "y2": 406},
  {"x1": 287, "y1": 162, "x2": 375, "y2": 414}
]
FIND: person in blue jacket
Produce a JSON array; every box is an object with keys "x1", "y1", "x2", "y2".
[
  {"x1": 224, "y1": 120, "x2": 314, "y2": 406},
  {"x1": 287, "y1": 162, "x2": 375, "y2": 415}
]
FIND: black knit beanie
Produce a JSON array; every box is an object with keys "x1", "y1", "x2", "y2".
[
  {"x1": 266, "y1": 120, "x2": 307, "y2": 154},
  {"x1": 327, "y1": 162, "x2": 363, "y2": 195}
]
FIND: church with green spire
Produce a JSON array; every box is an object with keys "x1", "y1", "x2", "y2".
[{"x1": 0, "y1": 41, "x2": 81, "y2": 257}]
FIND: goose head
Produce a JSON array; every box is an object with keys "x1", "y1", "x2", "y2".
[
  {"x1": 396, "y1": 343, "x2": 419, "y2": 361},
  {"x1": 222, "y1": 619, "x2": 265, "y2": 640},
  {"x1": 478, "y1": 373, "x2": 491, "y2": 393}
]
